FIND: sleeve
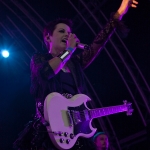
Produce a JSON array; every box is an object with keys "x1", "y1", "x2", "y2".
[
  {"x1": 30, "y1": 53, "x2": 55, "y2": 80},
  {"x1": 75, "y1": 16, "x2": 128, "y2": 69}
]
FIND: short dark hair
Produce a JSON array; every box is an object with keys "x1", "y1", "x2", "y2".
[{"x1": 43, "y1": 18, "x2": 73, "y2": 38}]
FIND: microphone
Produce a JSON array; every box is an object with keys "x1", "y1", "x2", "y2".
[{"x1": 76, "y1": 43, "x2": 90, "y2": 50}]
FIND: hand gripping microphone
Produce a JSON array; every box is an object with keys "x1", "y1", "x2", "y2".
[{"x1": 76, "y1": 43, "x2": 90, "y2": 50}]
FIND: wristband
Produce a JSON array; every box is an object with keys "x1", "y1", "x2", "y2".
[
  {"x1": 66, "y1": 47, "x2": 75, "y2": 53},
  {"x1": 58, "y1": 50, "x2": 71, "y2": 62}
]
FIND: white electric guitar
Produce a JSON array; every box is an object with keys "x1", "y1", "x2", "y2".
[{"x1": 44, "y1": 92, "x2": 133, "y2": 150}]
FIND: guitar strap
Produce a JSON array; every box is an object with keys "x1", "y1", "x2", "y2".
[{"x1": 36, "y1": 102, "x2": 49, "y2": 126}]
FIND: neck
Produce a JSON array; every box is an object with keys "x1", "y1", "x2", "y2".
[
  {"x1": 49, "y1": 47, "x2": 65, "y2": 57},
  {"x1": 50, "y1": 52, "x2": 58, "y2": 57},
  {"x1": 49, "y1": 49, "x2": 58, "y2": 57}
]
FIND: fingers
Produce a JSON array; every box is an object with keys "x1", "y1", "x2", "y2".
[
  {"x1": 76, "y1": 39, "x2": 80, "y2": 43},
  {"x1": 69, "y1": 33, "x2": 76, "y2": 37},
  {"x1": 133, "y1": 0, "x2": 138, "y2": 4},
  {"x1": 72, "y1": 33, "x2": 80, "y2": 42},
  {"x1": 68, "y1": 33, "x2": 76, "y2": 41},
  {"x1": 68, "y1": 33, "x2": 79, "y2": 48},
  {"x1": 131, "y1": 4, "x2": 137, "y2": 8},
  {"x1": 69, "y1": 33, "x2": 79, "y2": 42},
  {"x1": 130, "y1": 0, "x2": 138, "y2": 8}
]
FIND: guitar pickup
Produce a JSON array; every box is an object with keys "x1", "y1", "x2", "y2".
[
  {"x1": 83, "y1": 109, "x2": 90, "y2": 121},
  {"x1": 73, "y1": 111, "x2": 81, "y2": 125},
  {"x1": 67, "y1": 110, "x2": 73, "y2": 127}
]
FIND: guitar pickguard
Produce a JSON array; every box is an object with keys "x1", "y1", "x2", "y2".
[{"x1": 68, "y1": 103, "x2": 92, "y2": 135}]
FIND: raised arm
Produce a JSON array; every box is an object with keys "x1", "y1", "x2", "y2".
[{"x1": 76, "y1": 0, "x2": 138, "y2": 69}]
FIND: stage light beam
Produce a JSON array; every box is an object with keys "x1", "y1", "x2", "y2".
[{"x1": 1, "y1": 50, "x2": 9, "y2": 58}]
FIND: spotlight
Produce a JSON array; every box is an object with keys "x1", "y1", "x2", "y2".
[{"x1": 1, "y1": 50, "x2": 9, "y2": 58}]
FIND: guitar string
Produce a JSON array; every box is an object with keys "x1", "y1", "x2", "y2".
[{"x1": 69, "y1": 108, "x2": 121, "y2": 116}]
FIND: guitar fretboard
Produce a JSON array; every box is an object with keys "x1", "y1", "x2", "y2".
[{"x1": 90, "y1": 105, "x2": 127, "y2": 119}]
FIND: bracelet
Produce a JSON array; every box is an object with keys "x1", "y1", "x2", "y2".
[
  {"x1": 58, "y1": 50, "x2": 71, "y2": 62},
  {"x1": 58, "y1": 47, "x2": 75, "y2": 62},
  {"x1": 113, "y1": 12, "x2": 122, "y2": 20},
  {"x1": 66, "y1": 47, "x2": 75, "y2": 53}
]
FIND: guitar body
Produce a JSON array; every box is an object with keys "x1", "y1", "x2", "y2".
[{"x1": 44, "y1": 92, "x2": 97, "y2": 150}]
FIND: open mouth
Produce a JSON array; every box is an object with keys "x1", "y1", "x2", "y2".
[{"x1": 62, "y1": 39, "x2": 67, "y2": 43}]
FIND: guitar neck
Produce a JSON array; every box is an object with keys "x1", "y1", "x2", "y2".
[{"x1": 89, "y1": 105, "x2": 128, "y2": 119}]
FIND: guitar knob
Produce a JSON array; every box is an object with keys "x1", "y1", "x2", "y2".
[
  {"x1": 66, "y1": 139, "x2": 70, "y2": 144},
  {"x1": 60, "y1": 138, "x2": 65, "y2": 143},
  {"x1": 64, "y1": 132, "x2": 68, "y2": 137},
  {"x1": 59, "y1": 132, "x2": 63, "y2": 136},
  {"x1": 53, "y1": 131, "x2": 58, "y2": 135},
  {"x1": 70, "y1": 133, "x2": 74, "y2": 139}
]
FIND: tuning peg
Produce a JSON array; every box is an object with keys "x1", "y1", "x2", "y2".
[
  {"x1": 123, "y1": 100, "x2": 128, "y2": 104},
  {"x1": 126, "y1": 109, "x2": 134, "y2": 116}
]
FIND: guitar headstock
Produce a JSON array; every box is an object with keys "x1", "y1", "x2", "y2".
[{"x1": 123, "y1": 100, "x2": 134, "y2": 116}]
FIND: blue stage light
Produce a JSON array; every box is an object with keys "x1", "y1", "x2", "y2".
[{"x1": 1, "y1": 50, "x2": 9, "y2": 58}]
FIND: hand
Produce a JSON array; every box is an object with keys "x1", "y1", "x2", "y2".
[
  {"x1": 117, "y1": 0, "x2": 138, "y2": 19},
  {"x1": 67, "y1": 33, "x2": 80, "y2": 51}
]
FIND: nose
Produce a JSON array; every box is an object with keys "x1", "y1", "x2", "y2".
[
  {"x1": 64, "y1": 31, "x2": 69, "y2": 36},
  {"x1": 67, "y1": 32, "x2": 72, "y2": 37}
]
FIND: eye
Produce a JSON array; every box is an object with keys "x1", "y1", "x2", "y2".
[{"x1": 59, "y1": 30, "x2": 65, "y2": 33}]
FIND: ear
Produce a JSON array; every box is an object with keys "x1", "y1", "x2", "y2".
[{"x1": 44, "y1": 33, "x2": 51, "y2": 42}]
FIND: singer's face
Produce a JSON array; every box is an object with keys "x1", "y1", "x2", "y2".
[
  {"x1": 49, "y1": 23, "x2": 71, "y2": 54},
  {"x1": 95, "y1": 134, "x2": 109, "y2": 150}
]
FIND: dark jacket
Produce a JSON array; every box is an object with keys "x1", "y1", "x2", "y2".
[{"x1": 14, "y1": 17, "x2": 123, "y2": 150}]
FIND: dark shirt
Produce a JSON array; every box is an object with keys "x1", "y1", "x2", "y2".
[{"x1": 58, "y1": 70, "x2": 78, "y2": 95}]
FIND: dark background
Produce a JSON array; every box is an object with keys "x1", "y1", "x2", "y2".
[{"x1": 0, "y1": 0, "x2": 150, "y2": 150}]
